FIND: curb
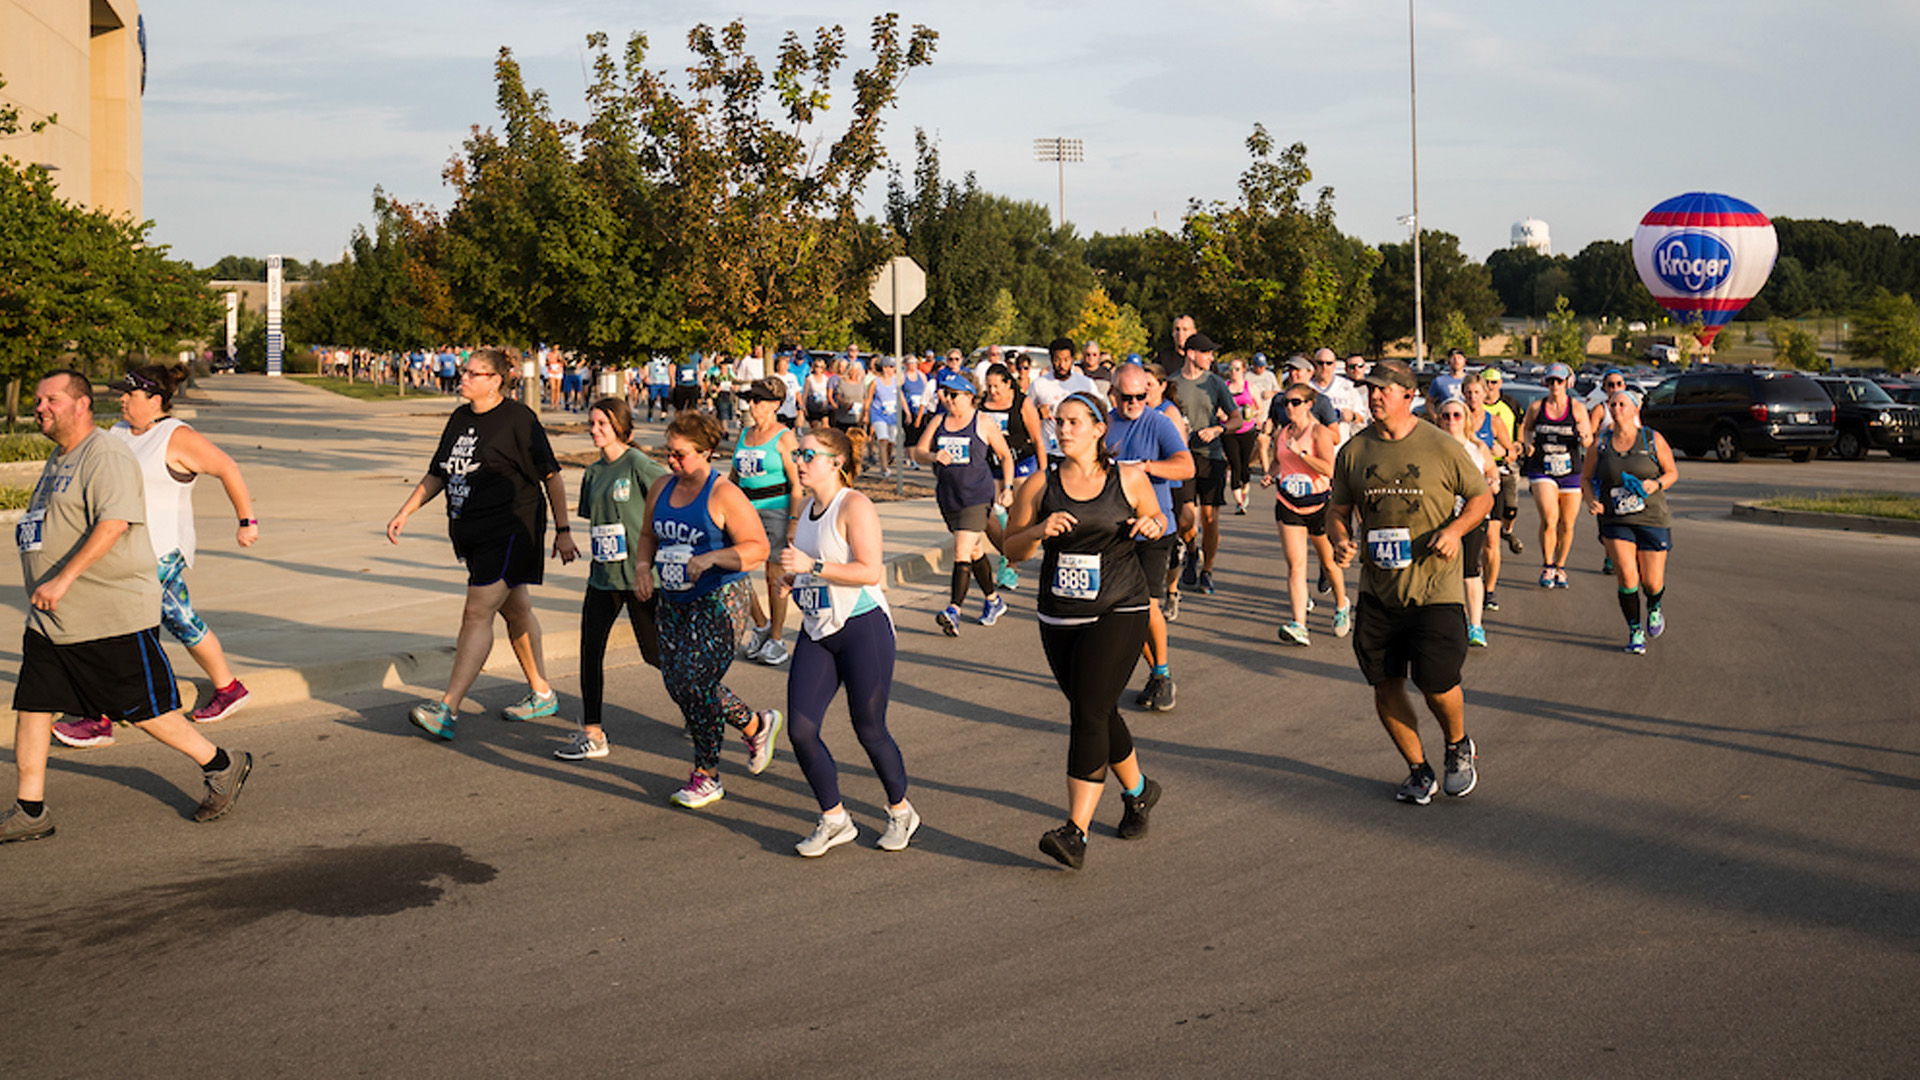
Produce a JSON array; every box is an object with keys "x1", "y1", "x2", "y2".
[{"x1": 1730, "y1": 500, "x2": 1920, "y2": 538}]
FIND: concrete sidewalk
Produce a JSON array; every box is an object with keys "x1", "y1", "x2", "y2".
[{"x1": 0, "y1": 374, "x2": 962, "y2": 745}]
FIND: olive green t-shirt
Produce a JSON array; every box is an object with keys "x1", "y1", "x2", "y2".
[
  {"x1": 576, "y1": 448, "x2": 669, "y2": 591},
  {"x1": 17, "y1": 429, "x2": 161, "y2": 644},
  {"x1": 1330, "y1": 419, "x2": 1488, "y2": 609}
]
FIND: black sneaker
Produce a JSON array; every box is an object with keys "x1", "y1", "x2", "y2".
[
  {"x1": 1484, "y1": 590, "x2": 1500, "y2": 612},
  {"x1": 1198, "y1": 569, "x2": 1215, "y2": 594},
  {"x1": 1394, "y1": 763, "x2": 1438, "y2": 805},
  {"x1": 1179, "y1": 549, "x2": 1199, "y2": 589},
  {"x1": 1117, "y1": 778, "x2": 1162, "y2": 840},
  {"x1": 1133, "y1": 674, "x2": 1162, "y2": 708},
  {"x1": 1317, "y1": 568, "x2": 1331, "y2": 595},
  {"x1": 1148, "y1": 675, "x2": 1176, "y2": 712},
  {"x1": 1038, "y1": 822, "x2": 1086, "y2": 869}
]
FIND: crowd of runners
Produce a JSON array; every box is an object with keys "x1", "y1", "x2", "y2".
[{"x1": 6, "y1": 322, "x2": 1678, "y2": 869}]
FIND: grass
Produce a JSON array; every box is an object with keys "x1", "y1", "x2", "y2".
[
  {"x1": 0, "y1": 485, "x2": 30, "y2": 510},
  {"x1": 1760, "y1": 491, "x2": 1920, "y2": 521},
  {"x1": 289, "y1": 375, "x2": 411, "y2": 401}
]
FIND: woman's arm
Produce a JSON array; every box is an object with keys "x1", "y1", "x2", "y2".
[
  {"x1": 168, "y1": 426, "x2": 258, "y2": 547},
  {"x1": 691, "y1": 478, "x2": 771, "y2": 579}
]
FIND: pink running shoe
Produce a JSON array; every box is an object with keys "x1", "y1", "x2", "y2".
[
  {"x1": 191, "y1": 680, "x2": 252, "y2": 724},
  {"x1": 52, "y1": 715, "x2": 115, "y2": 749}
]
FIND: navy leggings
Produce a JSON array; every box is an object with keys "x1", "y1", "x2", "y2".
[
  {"x1": 1039, "y1": 610, "x2": 1148, "y2": 781},
  {"x1": 786, "y1": 608, "x2": 907, "y2": 811}
]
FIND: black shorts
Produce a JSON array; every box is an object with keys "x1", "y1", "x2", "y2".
[
  {"x1": 1497, "y1": 472, "x2": 1519, "y2": 522},
  {"x1": 456, "y1": 527, "x2": 545, "y2": 588},
  {"x1": 1192, "y1": 455, "x2": 1227, "y2": 507},
  {"x1": 1171, "y1": 477, "x2": 1194, "y2": 509},
  {"x1": 1351, "y1": 593, "x2": 1467, "y2": 694},
  {"x1": 941, "y1": 502, "x2": 990, "y2": 533},
  {"x1": 15, "y1": 627, "x2": 182, "y2": 722},
  {"x1": 670, "y1": 386, "x2": 700, "y2": 412},
  {"x1": 1274, "y1": 500, "x2": 1329, "y2": 535},
  {"x1": 1462, "y1": 522, "x2": 1487, "y2": 579},
  {"x1": 1135, "y1": 534, "x2": 1177, "y2": 600}
]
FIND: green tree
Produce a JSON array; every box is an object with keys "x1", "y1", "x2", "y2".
[
  {"x1": 1754, "y1": 253, "x2": 1813, "y2": 319},
  {"x1": 1539, "y1": 295, "x2": 1586, "y2": 367},
  {"x1": 1848, "y1": 289, "x2": 1920, "y2": 371},
  {"x1": 1068, "y1": 287, "x2": 1149, "y2": 360},
  {"x1": 1368, "y1": 229, "x2": 1499, "y2": 354},
  {"x1": 1485, "y1": 245, "x2": 1570, "y2": 321},
  {"x1": 1568, "y1": 239, "x2": 1663, "y2": 323},
  {"x1": 1086, "y1": 229, "x2": 1186, "y2": 351},
  {"x1": 1767, "y1": 318, "x2": 1824, "y2": 371},
  {"x1": 1434, "y1": 310, "x2": 1477, "y2": 356}
]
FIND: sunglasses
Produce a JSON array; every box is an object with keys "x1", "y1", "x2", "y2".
[
  {"x1": 795, "y1": 448, "x2": 839, "y2": 464},
  {"x1": 1440, "y1": 410, "x2": 1466, "y2": 419},
  {"x1": 1283, "y1": 397, "x2": 1310, "y2": 407},
  {"x1": 665, "y1": 447, "x2": 703, "y2": 462},
  {"x1": 459, "y1": 368, "x2": 499, "y2": 379},
  {"x1": 1115, "y1": 391, "x2": 1149, "y2": 403}
]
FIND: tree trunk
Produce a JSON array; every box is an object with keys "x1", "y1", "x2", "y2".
[{"x1": 5, "y1": 377, "x2": 18, "y2": 429}]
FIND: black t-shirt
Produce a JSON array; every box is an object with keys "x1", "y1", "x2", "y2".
[{"x1": 429, "y1": 400, "x2": 560, "y2": 544}]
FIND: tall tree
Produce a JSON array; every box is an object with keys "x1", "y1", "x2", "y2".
[
  {"x1": 1849, "y1": 289, "x2": 1920, "y2": 372},
  {"x1": 1568, "y1": 239, "x2": 1663, "y2": 323},
  {"x1": 1368, "y1": 230, "x2": 1500, "y2": 354},
  {"x1": 1086, "y1": 230, "x2": 1186, "y2": 351}
]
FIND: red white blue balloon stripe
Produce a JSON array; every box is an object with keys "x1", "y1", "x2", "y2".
[{"x1": 1632, "y1": 192, "x2": 1778, "y2": 347}]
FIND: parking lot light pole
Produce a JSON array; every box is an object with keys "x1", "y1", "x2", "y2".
[{"x1": 1033, "y1": 137, "x2": 1084, "y2": 230}]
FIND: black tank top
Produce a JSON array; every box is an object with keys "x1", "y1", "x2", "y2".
[
  {"x1": 980, "y1": 390, "x2": 1036, "y2": 463},
  {"x1": 1037, "y1": 466, "x2": 1149, "y2": 621},
  {"x1": 1528, "y1": 398, "x2": 1581, "y2": 478}
]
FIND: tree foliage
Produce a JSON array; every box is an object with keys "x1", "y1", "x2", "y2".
[
  {"x1": 1069, "y1": 286, "x2": 1149, "y2": 360},
  {"x1": 1538, "y1": 295, "x2": 1586, "y2": 367},
  {"x1": 1368, "y1": 230, "x2": 1499, "y2": 354},
  {"x1": 1766, "y1": 319, "x2": 1823, "y2": 371},
  {"x1": 1847, "y1": 289, "x2": 1920, "y2": 372}
]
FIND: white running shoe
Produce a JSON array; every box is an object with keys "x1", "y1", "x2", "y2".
[
  {"x1": 796, "y1": 813, "x2": 858, "y2": 857},
  {"x1": 876, "y1": 803, "x2": 921, "y2": 851}
]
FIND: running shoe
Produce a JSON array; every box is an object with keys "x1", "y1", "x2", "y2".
[
  {"x1": 1164, "y1": 591, "x2": 1181, "y2": 622},
  {"x1": 1317, "y1": 568, "x2": 1331, "y2": 595},
  {"x1": 1117, "y1": 778, "x2": 1162, "y2": 840},
  {"x1": 1395, "y1": 764, "x2": 1438, "y2": 805},
  {"x1": 1538, "y1": 567, "x2": 1555, "y2": 589},
  {"x1": 796, "y1": 813, "x2": 858, "y2": 857},
  {"x1": 1198, "y1": 569, "x2": 1215, "y2": 594},
  {"x1": 194, "y1": 750, "x2": 253, "y2": 823},
  {"x1": 1038, "y1": 822, "x2": 1087, "y2": 869},
  {"x1": 1484, "y1": 590, "x2": 1500, "y2": 612},
  {"x1": 745, "y1": 709, "x2": 784, "y2": 775},
  {"x1": 1147, "y1": 675, "x2": 1177, "y2": 713},
  {"x1": 1505, "y1": 531, "x2": 1524, "y2": 555},
  {"x1": 1180, "y1": 549, "x2": 1199, "y2": 589},
  {"x1": 996, "y1": 563, "x2": 1020, "y2": 591},
  {"x1": 190, "y1": 680, "x2": 251, "y2": 723},
  {"x1": 936, "y1": 605, "x2": 961, "y2": 637},
  {"x1": 1554, "y1": 567, "x2": 1570, "y2": 589},
  {"x1": 502, "y1": 690, "x2": 559, "y2": 722},
  {"x1": 409, "y1": 701, "x2": 456, "y2": 740},
  {"x1": 758, "y1": 639, "x2": 790, "y2": 666},
  {"x1": 52, "y1": 715, "x2": 114, "y2": 749},
  {"x1": 1332, "y1": 603, "x2": 1353, "y2": 639},
  {"x1": 876, "y1": 803, "x2": 921, "y2": 852},
  {"x1": 553, "y1": 730, "x2": 609, "y2": 761},
  {"x1": 1443, "y1": 736, "x2": 1478, "y2": 798},
  {"x1": 1601, "y1": 556, "x2": 1614, "y2": 576},
  {"x1": 1277, "y1": 621, "x2": 1310, "y2": 647},
  {"x1": 978, "y1": 595, "x2": 1008, "y2": 626},
  {"x1": 0, "y1": 802, "x2": 55, "y2": 844},
  {"x1": 1133, "y1": 675, "x2": 1162, "y2": 708},
  {"x1": 1626, "y1": 628, "x2": 1647, "y2": 655},
  {"x1": 744, "y1": 624, "x2": 771, "y2": 660},
  {"x1": 669, "y1": 770, "x2": 724, "y2": 809},
  {"x1": 1467, "y1": 624, "x2": 1488, "y2": 648},
  {"x1": 1648, "y1": 607, "x2": 1666, "y2": 639}
]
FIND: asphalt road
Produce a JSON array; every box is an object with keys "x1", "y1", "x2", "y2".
[{"x1": 4, "y1": 457, "x2": 1918, "y2": 1078}]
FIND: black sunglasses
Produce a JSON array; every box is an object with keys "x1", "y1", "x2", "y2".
[{"x1": 1115, "y1": 391, "x2": 1148, "y2": 403}]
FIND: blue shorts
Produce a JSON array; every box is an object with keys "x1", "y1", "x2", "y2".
[
  {"x1": 1598, "y1": 523, "x2": 1671, "y2": 551},
  {"x1": 158, "y1": 550, "x2": 211, "y2": 647},
  {"x1": 649, "y1": 385, "x2": 669, "y2": 401}
]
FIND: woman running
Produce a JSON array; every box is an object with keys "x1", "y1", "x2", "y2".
[
  {"x1": 1223, "y1": 357, "x2": 1262, "y2": 514},
  {"x1": 633, "y1": 411, "x2": 782, "y2": 808},
  {"x1": 558, "y1": 397, "x2": 668, "y2": 761},
  {"x1": 389, "y1": 348, "x2": 577, "y2": 740},
  {"x1": 912, "y1": 371, "x2": 1016, "y2": 635},
  {"x1": 1260, "y1": 383, "x2": 1349, "y2": 646},
  {"x1": 732, "y1": 379, "x2": 802, "y2": 666},
  {"x1": 1436, "y1": 395, "x2": 1500, "y2": 647},
  {"x1": 1517, "y1": 362, "x2": 1592, "y2": 589},
  {"x1": 1581, "y1": 391, "x2": 1679, "y2": 655},
  {"x1": 776, "y1": 428, "x2": 918, "y2": 856},
  {"x1": 862, "y1": 359, "x2": 903, "y2": 477},
  {"x1": 1005, "y1": 393, "x2": 1168, "y2": 870},
  {"x1": 54, "y1": 365, "x2": 262, "y2": 750},
  {"x1": 1464, "y1": 374, "x2": 1515, "y2": 613},
  {"x1": 979, "y1": 362, "x2": 1044, "y2": 590}
]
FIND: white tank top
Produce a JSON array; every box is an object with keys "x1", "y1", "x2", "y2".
[
  {"x1": 111, "y1": 417, "x2": 197, "y2": 565},
  {"x1": 792, "y1": 487, "x2": 890, "y2": 641}
]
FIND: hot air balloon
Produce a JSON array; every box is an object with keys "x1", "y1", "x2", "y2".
[{"x1": 1632, "y1": 193, "x2": 1778, "y2": 348}]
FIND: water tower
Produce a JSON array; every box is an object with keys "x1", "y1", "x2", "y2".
[{"x1": 1511, "y1": 217, "x2": 1551, "y2": 256}]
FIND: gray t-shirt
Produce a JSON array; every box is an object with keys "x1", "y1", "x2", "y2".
[{"x1": 17, "y1": 429, "x2": 161, "y2": 644}]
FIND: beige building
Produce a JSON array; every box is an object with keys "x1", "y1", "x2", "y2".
[{"x1": 0, "y1": 0, "x2": 144, "y2": 220}]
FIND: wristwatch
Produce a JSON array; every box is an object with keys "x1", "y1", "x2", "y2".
[
  {"x1": 811, "y1": 558, "x2": 824, "y2": 575},
  {"x1": 238, "y1": 518, "x2": 258, "y2": 527}
]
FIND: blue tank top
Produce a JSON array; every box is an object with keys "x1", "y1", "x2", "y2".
[
  {"x1": 932, "y1": 413, "x2": 995, "y2": 514},
  {"x1": 651, "y1": 471, "x2": 747, "y2": 603}
]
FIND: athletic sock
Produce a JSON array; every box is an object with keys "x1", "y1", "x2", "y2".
[
  {"x1": 1123, "y1": 777, "x2": 1145, "y2": 798},
  {"x1": 18, "y1": 799, "x2": 45, "y2": 817},
  {"x1": 949, "y1": 562, "x2": 970, "y2": 606},
  {"x1": 970, "y1": 556, "x2": 996, "y2": 595},
  {"x1": 823, "y1": 808, "x2": 849, "y2": 825},
  {"x1": 1151, "y1": 663, "x2": 1170, "y2": 678},
  {"x1": 1647, "y1": 587, "x2": 1664, "y2": 613},
  {"x1": 1617, "y1": 586, "x2": 1642, "y2": 631},
  {"x1": 202, "y1": 747, "x2": 231, "y2": 775},
  {"x1": 1446, "y1": 734, "x2": 1471, "y2": 752}
]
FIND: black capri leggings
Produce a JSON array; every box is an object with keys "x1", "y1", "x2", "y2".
[
  {"x1": 1040, "y1": 610, "x2": 1150, "y2": 781},
  {"x1": 1222, "y1": 428, "x2": 1258, "y2": 491},
  {"x1": 579, "y1": 585, "x2": 659, "y2": 726}
]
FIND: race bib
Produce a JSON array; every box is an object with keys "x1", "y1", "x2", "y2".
[
  {"x1": 1543, "y1": 449, "x2": 1574, "y2": 477},
  {"x1": 590, "y1": 523, "x2": 628, "y2": 563},
  {"x1": 1051, "y1": 552, "x2": 1101, "y2": 601},
  {"x1": 792, "y1": 572, "x2": 832, "y2": 618},
  {"x1": 1280, "y1": 473, "x2": 1315, "y2": 501},
  {"x1": 993, "y1": 414, "x2": 1011, "y2": 434},
  {"x1": 657, "y1": 544, "x2": 694, "y2": 591},
  {"x1": 15, "y1": 509, "x2": 44, "y2": 553},
  {"x1": 1609, "y1": 486, "x2": 1646, "y2": 516},
  {"x1": 734, "y1": 449, "x2": 767, "y2": 478},
  {"x1": 1367, "y1": 527, "x2": 1413, "y2": 571},
  {"x1": 937, "y1": 436, "x2": 971, "y2": 465}
]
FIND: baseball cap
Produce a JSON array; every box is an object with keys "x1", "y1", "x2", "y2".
[
  {"x1": 743, "y1": 377, "x2": 786, "y2": 402},
  {"x1": 936, "y1": 370, "x2": 977, "y2": 396},
  {"x1": 1284, "y1": 355, "x2": 1312, "y2": 373},
  {"x1": 1362, "y1": 359, "x2": 1418, "y2": 391},
  {"x1": 1481, "y1": 368, "x2": 1504, "y2": 382},
  {"x1": 1184, "y1": 333, "x2": 1220, "y2": 353},
  {"x1": 1544, "y1": 362, "x2": 1574, "y2": 382}
]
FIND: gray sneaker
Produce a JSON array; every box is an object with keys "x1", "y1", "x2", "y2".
[
  {"x1": 0, "y1": 802, "x2": 54, "y2": 843},
  {"x1": 796, "y1": 814, "x2": 858, "y2": 857},
  {"x1": 553, "y1": 730, "x2": 609, "y2": 761},
  {"x1": 876, "y1": 803, "x2": 921, "y2": 851},
  {"x1": 194, "y1": 750, "x2": 253, "y2": 823},
  {"x1": 1147, "y1": 674, "x2": 1177, "y2": 712},
  {"x1": 1395, "y1": 763, "x2": 1437, "y2": 805},
  {"x1": 1443, "y1": 736, "x2": 1478, "y2": 798}
]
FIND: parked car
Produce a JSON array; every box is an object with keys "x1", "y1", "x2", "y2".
[
  {"x1": 1811, "y1": 376, "x2": 1920, "y2": 460},
  {"x1": 1874, "y1": 381, "x2": 1920, "y2": 406},
  {"x1": 1640, "y1": 369, "x2": 1837, "y2": 462}
]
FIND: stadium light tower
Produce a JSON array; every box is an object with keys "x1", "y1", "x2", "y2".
[{"x1": 1033, "y1": 137, "x2": 1084, "y2": 230}]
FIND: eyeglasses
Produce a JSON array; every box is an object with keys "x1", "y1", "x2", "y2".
[
  {"x1": 459, "y1": 368, "x2": 498, "y2": 379},
  {"x1": 1115, "y1": 391, "x2": 1148, "y2": 403},
  {"x1": 665, "y1": 447, "x2": 703, "y2": 462},
  {"x1": 1545, "y1": 377, "x2": 1565, "y2": 384},
  {"x1": 795, "y1": 448, "x2": 839, "y2": 464},
  {"x1": 1283, "y1": 397, "x2": 1310, "y2": 407},
  {"x1": 1440, "y1": 410, "x2": 1467, "y2": 420},
  {"x1": 1313, "y1": 360, "x2": 1334, "y2": 367}
]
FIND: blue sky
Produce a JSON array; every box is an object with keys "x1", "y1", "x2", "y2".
[{"x1": 140, "y1": 1, "x2": 1920, "y2": 269}]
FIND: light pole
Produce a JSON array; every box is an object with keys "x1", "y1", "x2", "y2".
[
  {"x1": 1033, "y1": 137, "x2": 1084, "y2": 231},
  {"x1": 1407, "y1": 0, "x2": 1425, "y2": 365}
]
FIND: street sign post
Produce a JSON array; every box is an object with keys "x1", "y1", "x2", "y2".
[{"x1": 870, "y1": 256, "x2": 927, "y2": 497}]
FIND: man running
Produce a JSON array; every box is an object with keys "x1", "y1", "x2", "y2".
[
  {"x1": 1168, "y1": 333, "x2": 1235, "y2": 594},
  {"x1": 1105, "y1": 364, "x2": 1194, "y2": 711},
  {"x1": 1029, "y1": 337, "x2": 1102, "y2": 468},
  {"x1": 1327, "y1": 360, "x2": 1491, "y2": 805}
]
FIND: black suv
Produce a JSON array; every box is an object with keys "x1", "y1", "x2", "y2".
[
  {"x1": 1641, "y1": 369, "x2": 1836, "y2": 462},
  {"x1": 1811, "y1": 376, "x2": 1920, "y2": 460}
]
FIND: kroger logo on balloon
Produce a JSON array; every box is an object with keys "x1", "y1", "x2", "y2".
[{"x1": 1653, "y1": 232, "x2": 1735, "y2": 294}]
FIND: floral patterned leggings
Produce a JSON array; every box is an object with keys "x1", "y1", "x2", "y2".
[{"x1": 657, "y1": 579, "x2": 755, "y2": 773}]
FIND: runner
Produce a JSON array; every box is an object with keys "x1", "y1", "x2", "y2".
[
  {"x1": 1028, "y1": 337, "x2": 1102, "y2": 468},
  {"x1": 1168, "y1": 334, "x2": 1236, "y2": 594},
  {"x1": 1327, "y1": 360, "x2": 1491, "y2": 804},
  {"x1": 1464, "y1": 373, "x2": 1516, "y2": 614},
  {"x1": 1222, "y1": 357, "x2": 1262, "y2": 515},
  {"x1": 558, "y1": 397, "x2": 668, "y2": 762},
  {"x1": 979, "y1": 362, "x2": 1044, "y2": 590},
  {"x1": 776, "y1": 428, "x2": 919, "y2": 856},
  {"x1": 1517, "y1": 362, "x2": 1593, "y2": 589},
  {"x1": 1585, "y1": 369, "x2": 1640, "y2": 575},
  {"x1": 1147, "y1": 362, "x2": 1193, "y2": 620},
  {"x1": 1580, "y1": 391, "x2": 1678, "y2": 655},
  {"x1": 1004, "y1": 393, "x2": 1169, "y2": 869},
  {"x1": 6, "y1": 371, "x2": 252, "y2": 842},
  {"x1": 1480, "y1": 368, "x2": 1524, "y2": 582},
  {"x1": 733, "y1": 379, "x2": 803, "y2": 666},
  {"x1": 1435, "y1": 394, "x2": 1500, "y2": 648},
  {"x1": 1105, "y1": 364, "x2": 1194, "y2": 712},
  {"x1": 862, "y1": 357, "x2": 903, "y2": 477},
  {"x1": 670, "y1": 352, "x2": 702, "y2": 415},
  {"x1": 389, "y1": 348, "x2": 578, "y2": 739},
  {"x1": 912, "y1": 371, "x2": 1016, "y2": 635},
  {"x1": 633, "y1": 411, "x2": 782, "y2": 809},
  {"x1": 1261, "y1": 383, "x2": 1349, "y2": 646},
  {"x1": 645, "y1": 355, "x2": 672, "y2": 422}
]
